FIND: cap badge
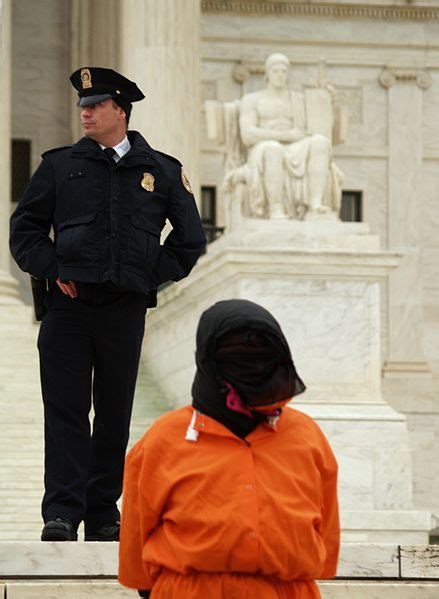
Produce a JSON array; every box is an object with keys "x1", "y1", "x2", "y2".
[
  {"x1": 141, "y1": 172, "x2": 155, "y2": 192},
  {"x1": 80, "y1": 68, "x2": 92, "y2": 89},
  {"x1": 181, "y1": 168, "x2": 193, "y2": 194}
]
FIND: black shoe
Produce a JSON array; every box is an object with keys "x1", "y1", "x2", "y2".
[
  {"x1": 41, "y1": 517, "x2": 78, "y2": 541},
  {"x1": 84, "y1": 521, "x2": 120, "y2": 542}
]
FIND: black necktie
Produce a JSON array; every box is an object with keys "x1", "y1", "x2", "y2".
[{"x1": 103, "y1": 147, "x2": 117, "y2": 162}]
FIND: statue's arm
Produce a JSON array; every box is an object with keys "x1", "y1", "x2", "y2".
[{"x1": 239, "y1": 95, "x2": 302, "y2": 146}]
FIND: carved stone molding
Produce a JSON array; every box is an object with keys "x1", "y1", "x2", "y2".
[
  {"x1": 202, "y1": 1, "x2": 439, "y2": 21},
  {"x1": 379, "y1": 67, "x2": 432, "y2": 90}
]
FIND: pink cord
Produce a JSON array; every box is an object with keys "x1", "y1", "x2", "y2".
[{"x1": 225, "y1": 382, "x2": 253, "y2": 418}]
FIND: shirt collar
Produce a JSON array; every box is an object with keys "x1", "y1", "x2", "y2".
[{"x1": 99, "y1": 135, "x2": 131, "y2": 161}]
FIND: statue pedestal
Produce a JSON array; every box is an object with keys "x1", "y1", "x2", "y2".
[{"x1": 143, "y1": 219, "x2": 433, "y2": 542}]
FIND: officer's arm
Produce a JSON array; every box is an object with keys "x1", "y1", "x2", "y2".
[
  {"x1": 9, "y1": 156, "x2": 58, "y2": 280},
  {"x1": 149, "y1": 169, "x2": 206, "y2": 289}
]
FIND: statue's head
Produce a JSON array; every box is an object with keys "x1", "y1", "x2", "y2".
[{"x1": 264, "y1": 53, "x2": 290, "y2": 89}]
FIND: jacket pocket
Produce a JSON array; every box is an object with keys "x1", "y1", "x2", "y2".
[
  {"x1": 56, "y1": 213, "x2": 97, "y2": 263},
  {"x1": 127, "y1": 212, "x2": 160, "y2": 270}
]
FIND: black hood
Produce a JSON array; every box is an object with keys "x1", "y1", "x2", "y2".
[{"x1": 191, "y1": 299, "x2": 306, "y2": 438}]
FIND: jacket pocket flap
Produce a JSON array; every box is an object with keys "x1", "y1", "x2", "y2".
[
  {"x1": 130, "y1": 213, "x2": 160, "y2": 237},
  {"x1": 59, "y1": 213, "x2": 96, "y2": 230}
]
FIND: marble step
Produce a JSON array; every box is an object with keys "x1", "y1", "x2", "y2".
[
  {"x1": 0, "y1": 542, "x2": 438, "y2": 579},
  {"x1": 0, "y1": 370, "x2": 166, "y2": 540},
  {"x1": 0, "y1": 302, "x2": 168, "y2": 541},
  {"x1": 2, "y1": 581, "x2": 439, "y2": 599}
]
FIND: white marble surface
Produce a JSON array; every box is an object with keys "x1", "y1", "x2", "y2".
[
  {"x1": 0, "y1": 305, "x2": 44, "y2": 541},
  {"x1": 400, "y1": 545, "x2": 439, "y2": 578},
  {"x1": 423, "y1": 71, "x2": 439, "y2": 153},
  {"x1": 0, "y1": 542, "x2": 118, "y2": 577},
  {"x1": 120, "y1": 0, "x2": 201, "y2": 197},
  {"x1": 5, "y1": 582, "x2": 137, "y2": 598},
  {"x1": 3, "y1": 581, "x2": 439, "y2": 599},
  {"x1": 203, "y1": 14, "x2": 438, "y2": 516},
  {"x1": 144, "y1": 229, "x2": 400, "y2": 406},
  {"x1": 337, "y1": 543, "x2": 399, "y2": 578},
  {"x1": 0, "y1": 542, "x2": 414, "y2": 578},
  {"x1": 141, "y1": 227, "x2": 434, "y2": 542},
  {"x1": 1, "y1": 542, "x2": 439, "y2": 599},
  {"x1": 318, "y1": 582, "x2": 439, "y2": 599}
]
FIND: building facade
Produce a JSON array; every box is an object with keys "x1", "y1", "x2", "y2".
[{"x1": 2, "y1": 0, "x2": 439, "y2": 538}]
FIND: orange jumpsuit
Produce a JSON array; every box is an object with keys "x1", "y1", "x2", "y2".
[{"x1": 119, "y1": 405, "x2": 339, "y2": 598}]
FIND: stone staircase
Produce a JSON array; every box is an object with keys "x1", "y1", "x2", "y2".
[
  {"x1": 0, "y1": 542, "x2": 438, "y2": 598},
  {"x1": 0, "y1": 303, "x2": 167, "y2": 541}
]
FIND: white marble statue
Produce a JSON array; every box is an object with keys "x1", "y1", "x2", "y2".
[{"x1": 206, "y1": 53, "x2": 346, "y2": 223}]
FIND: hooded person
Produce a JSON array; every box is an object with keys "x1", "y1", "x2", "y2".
[{"x1": 119, "y1": 299, "x2": 340, "y2": 599}]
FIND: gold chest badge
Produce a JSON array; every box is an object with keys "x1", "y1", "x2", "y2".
[{"x1": 141, "y1": 172, "x2": 155, "y2": 192}]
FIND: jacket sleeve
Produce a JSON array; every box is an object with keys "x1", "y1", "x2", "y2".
[
  {"x1": 318, "y1": 436, "x2": 340, "y2": 579},
  {"x1": 118, "y1": 430, "x2": 170, "y2": 592},
  {"x1": 9, "y1": 156, "x2": 58, "y2": 280},
  {"x1": 149, "y1": 167, "x2": 206, "y2": 288}
]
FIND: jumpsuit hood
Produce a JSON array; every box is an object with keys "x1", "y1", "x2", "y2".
[{"x1": 191, "y1": 299, "x2": 306, "y2": 438}]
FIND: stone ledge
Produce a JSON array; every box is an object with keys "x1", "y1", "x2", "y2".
[
  {"x1": 1, "y1": 543, "x2": 438, "y2": 579},
  {"x1": 201, "y1": 1, "x2": 439, "y2": 21},
  {"x1": 2, "y1": 581, "x2": 439, "y2": 599}
]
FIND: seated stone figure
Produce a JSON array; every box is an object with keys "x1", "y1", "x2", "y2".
[{"x1": 206, "y1": 53, "x2": 346, "y2": 222}]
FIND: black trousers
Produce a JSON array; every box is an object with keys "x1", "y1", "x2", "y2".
[{"x1": 37, "y1": 282, "x2": 147, "y2": 532}]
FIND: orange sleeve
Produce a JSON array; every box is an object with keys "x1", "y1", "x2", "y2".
[
  {"x1": 318, "y1": 436, "x2": 340, "y2": 579},
  {"x1": 118, "y1": 430, "x2": 169, "y2": 591}
]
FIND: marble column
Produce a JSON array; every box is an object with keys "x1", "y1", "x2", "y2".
[
  {"x1": 70, "y1": 0, "x2": 120, "y2": 141},
  {"x1": 119, "y1": 0, "x2": 201, "y2": 200},
  {"x1": 380, "y1": 67, "x2": 431, "y2": 377},
  {"x1": 0, "y1": 0, "x2": 21, "y2": 302}
]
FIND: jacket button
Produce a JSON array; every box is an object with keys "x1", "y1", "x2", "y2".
[
  {"x1": 111, "y1": 233, "x2": 116, "y2": 238},
  {"x1": 248, "y1": 531, "x2": 257, "y2": 540},
  {"x1": 245, "y1": 484, "x2": 253, "y2": 491},
  {"x1": 105, "y1": 235, "x2": 110, "y2": 241}
]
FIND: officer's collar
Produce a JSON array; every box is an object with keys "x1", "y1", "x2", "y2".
[{"x1": 70, "y1": 131, "x2": 156, "y2": 166}]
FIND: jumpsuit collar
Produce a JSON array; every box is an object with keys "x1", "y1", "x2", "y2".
[{"x1": 187, "y1": 408, "x2": 281, "y2": 443}]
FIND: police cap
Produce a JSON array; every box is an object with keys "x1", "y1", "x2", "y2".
[{"x1": 70, "y1": 67, "x2": 145, "y2": 109}]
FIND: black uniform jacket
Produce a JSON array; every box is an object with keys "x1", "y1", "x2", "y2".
[{"x1": 10, "y1": 131, "x2": 206, "y2": 307}]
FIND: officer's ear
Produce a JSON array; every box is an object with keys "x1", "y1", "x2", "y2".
[{"x1": 112, "y1": 102, "x2": 127, "y2": 129}]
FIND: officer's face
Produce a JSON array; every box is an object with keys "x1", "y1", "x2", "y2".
[{"x1": 80, "y1": 99, "x2": 125, "y2": 141}]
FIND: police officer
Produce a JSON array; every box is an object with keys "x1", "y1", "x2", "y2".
[{"x1": 9, "y1": 67, "x2": 206, "y2": 542}]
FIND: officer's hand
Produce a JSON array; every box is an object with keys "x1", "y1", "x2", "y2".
[{"x1": 56, "y1": 278, "x2": 78, "y2": 299}]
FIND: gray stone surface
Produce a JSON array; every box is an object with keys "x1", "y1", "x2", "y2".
[
  {"x1": 0, "y1": 303, "x2": 166, "y2": 542},
  {"x1": 337, "y1": 543, "x2": 399, "y2": 578},
  {"x1": 400, "y1": 545, "x2": 439, "y2": 578},
  {"x1": 0, "y1": 542, "x2": 423, "y2": 579},
  {"x1": 318, "y1": 582, "x2": 439, "y2": 598},
  {"x1": 5, "y1": 582, "x2": 137, "y2": 598}
]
